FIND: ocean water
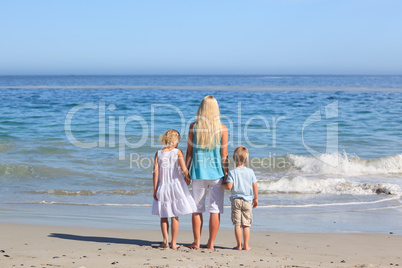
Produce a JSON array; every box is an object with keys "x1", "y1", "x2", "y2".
[{"x1": 1, "y1": 75, "x2": 402, "y2": 234}]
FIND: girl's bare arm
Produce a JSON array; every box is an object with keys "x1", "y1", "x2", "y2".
[{"x1": 153, "y1": 152, "x2": 159, "y2": 201}]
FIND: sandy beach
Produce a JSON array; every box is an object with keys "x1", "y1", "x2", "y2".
[{"x1": 1, "y1": 223, "x2": 401, "y2": 268}]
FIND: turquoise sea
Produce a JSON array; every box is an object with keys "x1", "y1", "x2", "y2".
[{"x1": 1, "y1": 75, "x2": 401, "y2": 233}]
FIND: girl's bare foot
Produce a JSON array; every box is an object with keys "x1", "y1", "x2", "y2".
[
  {"x1": 233, "y1": 246, "x2": 242, "y2": 250},
  {"x1": 243, "y1": 246, "x2": 251, "y2": 250}
]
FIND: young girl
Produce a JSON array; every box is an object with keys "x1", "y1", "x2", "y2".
[{"x1": 152, "y1": 129, "x2": 197, "y2": 249}]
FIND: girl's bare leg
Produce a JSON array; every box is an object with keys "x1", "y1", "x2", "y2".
[
  {"x1": 233, "y1": 225, "x2": 242, "y2": 250},
  {"x1": 160, "y1": 218, "x2": 169, "y2": 248},
  {"x1": 171, "y1": 217, "x2": 179, "y2": 249},
  {"x1": 242, "y1": 226, "x2": 251, "y2": 250}
]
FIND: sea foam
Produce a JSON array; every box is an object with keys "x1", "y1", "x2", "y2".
[
  {"x1": 287, "y1": 152, "x2": 402, "y2": 176},
  {"x1": 258, "y1": 176, "x2": 402, "y2": 195}
]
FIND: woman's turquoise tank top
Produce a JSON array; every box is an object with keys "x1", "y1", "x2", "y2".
[{"x1": 190, "y1": 131, "x2": 224, "y2": 180}]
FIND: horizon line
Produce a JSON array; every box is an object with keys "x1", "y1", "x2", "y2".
[{"x1": 0, "y1": 74, "x2": 401, "y2": 76}]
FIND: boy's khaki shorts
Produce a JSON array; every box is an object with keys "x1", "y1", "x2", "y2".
[{"x1": 231, "y1": 198, "x2": 253, "y2": 226}]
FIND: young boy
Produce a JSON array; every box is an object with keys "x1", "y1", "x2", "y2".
[{"x1": 221, "y1": 146, "x2": 258, "y2": 251}]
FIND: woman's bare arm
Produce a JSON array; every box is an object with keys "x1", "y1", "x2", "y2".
[
  {"x1": 220, "y1": 124, "x2": 229, "y2": 183},
  {"x1": 178, "y1": 149, "x2": 191, "y2": 185},
  {"x1": 185, "y1": 123, "x2": 194, "y2": 171}
]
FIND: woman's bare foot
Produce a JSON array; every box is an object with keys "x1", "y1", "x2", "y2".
[
  {"x1": 233, "y1": 246, "x2": 242, "y2": 250},
  {"x1": 171, "y1": 244, "x2": 180, "y2": 250},
  {"x1": 186, "y1": 242, "x2": 199, "y2": 249},
  {"x1": 158, "y1": 242, "x2": 169, "y2": 248},
  {"x1": 204, "y1": 243, "x2": 214, "y2": 250},
  {"x1": 243, "y1": 246, "x2": 251, "y2": 250}
]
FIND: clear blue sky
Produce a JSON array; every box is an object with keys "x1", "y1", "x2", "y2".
[{"x1": 1, "y1": 0, "x2": 401, "y2": 75}]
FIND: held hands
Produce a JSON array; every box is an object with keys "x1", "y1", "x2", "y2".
[
  {"x1": 184, "y1": 175, "x2": 191, "y2": 185},
  {"x1": 222, "y1": 174, "x2": 228, "y2": 184},
  {"x1": 220, "y1": 182, "x2": 229, "y2": 190},
  {"x1": 220, "y1": 174, "x2": 229, "y2": 190},
  {"x1": 252, "y1": 198, "x2": 258, "y2": 208},
  {"x1": 221, "y1": 181, "x2": 232, "y2": 190}
]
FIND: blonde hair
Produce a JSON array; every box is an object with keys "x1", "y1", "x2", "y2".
[
  {"x1": 233, "y1": 146, "x2": 249, "y2": 165},
  {"x1": 194, "y1": 96, "x2": 222, "y2": 149},
  {"x1": 159, "y1": 129, "x2": 180, "y2": 147}
]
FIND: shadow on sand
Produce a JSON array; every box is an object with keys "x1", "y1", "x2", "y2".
[
  {"x1": 49, "y1": 233, "x2": 158, "y2": 247},
  {"x1": 48, "y1": 233, "x2": 232, "y2": 250}
]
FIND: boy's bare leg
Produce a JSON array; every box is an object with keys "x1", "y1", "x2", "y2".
[
  {"x1": 205, "y1": 213, "x2": 220, "y2": 249},
  {"x1": 233, "y1": 225, "x2": 242, "y2": 250},
  {"x1": 160, "y1": 218, "x2": 169, "y2": 248},
  {"x1": 242, "y1": 226, "x2": 251, "y2": 250},
  {"x1": 187, "y1": 213, "x2": 203, "y2": 249},
  {"x1": 170, "y1": 217, "x2": 179, "y2": 249}
]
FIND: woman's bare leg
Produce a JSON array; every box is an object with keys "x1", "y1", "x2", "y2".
[
  {"x1": 187, "y1": 213, "x2": 203, "y2": 248},
  {"x1": 205, "y1": 213, "x2": 220, "y2": 249}
]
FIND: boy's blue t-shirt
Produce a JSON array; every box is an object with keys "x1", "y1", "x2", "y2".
[{"x1": 226, "y1": 166, "x2": 257, "y2": 204}]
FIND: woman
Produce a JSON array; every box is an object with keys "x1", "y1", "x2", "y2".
[{"x1": 186, "y1": 95, "x2": 229, "y2": 250}]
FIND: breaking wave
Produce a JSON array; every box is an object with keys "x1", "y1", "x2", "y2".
[
  {"x1": 254, "y1": 152, "x2": 402, "y2": 176},
  {"x1": 258, "y1": 176, "x2": 402, "y2": 195},
  {"x1": 287, "y1": 153, "x2": 402, "y2": 176}
]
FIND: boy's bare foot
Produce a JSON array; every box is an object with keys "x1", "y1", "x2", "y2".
[
  {"x1": 158, "y1": 243, "x2": 169, "y2": 248},
  {"x1": 186, "y1": 242, "x2": 199, "y2": 249},
  {"x1": 233, "y1": 246, "x2": 242, "y2": 250}
]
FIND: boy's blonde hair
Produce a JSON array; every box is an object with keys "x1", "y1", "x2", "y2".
[
  {"x1": 194, "y1": 95, "x2": 222, "y2": 149},
  {"x1": 233, "y1": 146, "x2": 249, "y2": 165},
  {"x1": 159, "y1": 129, "x2": 180, "y2": 147}
]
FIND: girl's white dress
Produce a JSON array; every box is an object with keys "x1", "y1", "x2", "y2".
[{"x1": 152, "y1": 149, "x2": 197, "y2": 218}]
